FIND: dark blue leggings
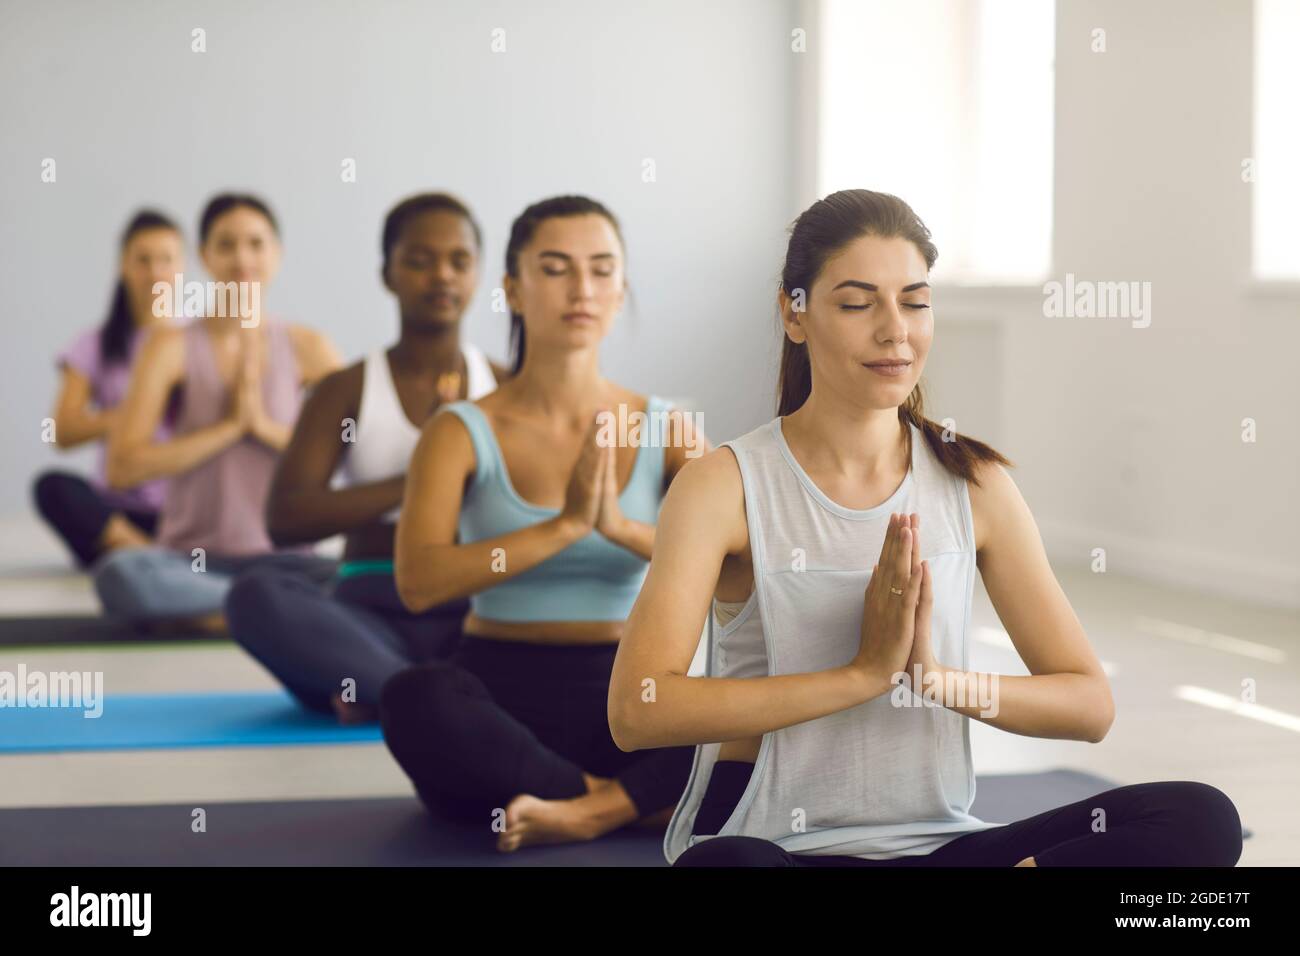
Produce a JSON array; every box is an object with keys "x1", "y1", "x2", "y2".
[
  {"x1": 226, "y1": 568, "x2": 466, "y2": 713},
  {"x1": 676, "y1": 761, "x2": 1243, "y2": 867}
]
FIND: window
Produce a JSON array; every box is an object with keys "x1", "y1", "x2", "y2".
[
  {"x1": 1253, "y1": 0, "x2": 1300, "y2": 280},
  {"x1": 817, "y1": 0, "x2": 1055, "y2": 284}
]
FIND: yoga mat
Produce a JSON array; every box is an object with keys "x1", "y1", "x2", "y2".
[
  {"x1": 974, "y1": 768, "x2": 1119, "y2": 823},
  {"x1": 1, "y1": 770, "x2": 1246, "y2": 867},
  {"x1": 0, "y1": 615, "x2": 227, "y2": 648},
  {"x1": 0, "y1": 797, "x2": 666, "y2": 867},
  {"x1": 0, "y1": 690, "x2": 381, "y2": 753},
  {"x1": 978, "y1": 771, "x2": 1253, "y2": 841}
]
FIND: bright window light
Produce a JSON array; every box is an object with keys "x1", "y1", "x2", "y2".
[
  {"x1": 818, "y1": 0, "x2": 1055, "y2": 284},
  {"x1": 1254, "y1": 0, "x2": 1300, "y2": 280}
]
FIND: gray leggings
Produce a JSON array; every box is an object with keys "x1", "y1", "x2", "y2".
[{"x1": 92, "y1": 546, "x2": 337, "y2": 622}]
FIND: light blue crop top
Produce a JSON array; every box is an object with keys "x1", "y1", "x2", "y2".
[{"x1": 439, "y1": 397, "x2": 670, "y2": 622}]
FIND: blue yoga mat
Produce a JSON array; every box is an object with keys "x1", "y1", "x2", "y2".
[{"x1": 0, "y1": 691, "x2": 383, "y2": 753}]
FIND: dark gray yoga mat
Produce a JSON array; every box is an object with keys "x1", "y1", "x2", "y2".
[
  {"x1": 0, "y1": 616, "x2": 226, "y2": 648},
  {"x1": 4, "y1": 769, "x2": 1239, "y2": 867},
  {"x1": 0, "y1": 795, "x2": 664, "y2": 867}
]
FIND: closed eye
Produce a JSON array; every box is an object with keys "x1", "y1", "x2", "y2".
[{"x1": 839, "y1": 303, "x2": 930, "y2": 311}]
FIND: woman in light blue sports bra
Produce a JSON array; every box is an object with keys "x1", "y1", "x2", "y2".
[{"x1": 380, "y1": 195, "x2": 712, "y2": 852}]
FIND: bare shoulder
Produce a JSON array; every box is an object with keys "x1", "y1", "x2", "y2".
[
  {"x1": 286, "y1": 322, "x2": 324, "y2": 351},
  {"x1": 612, "y1": 384, "x2": 662, "y2": 436},
  {"x1": 656, "y1": 400, "x2": 712, "y2": 483},
  {"x1": 660, "y1": 444, "x2": 748, "y2": 553},
  {"x1": 306, "y1": 358, "x2": 364, "y2": 411},
  {"x1": 673, "y1": 443, "x2": 742, "y2": 488},
  {"x1": 604, "y1": 382, "x2": 648, "y2": 415},
  {"x1": 287, "y1": 323, "x2": 343, "y2": 378},
  {"x1": 417, "y1": 397, "x2": 477, "y2": 468},
  {"x1": 966, "y1": 456, "x2": 1027, "y2": 555},
  {"x1": 135, "y1": 324, "x2": 186, "y2": 377}
]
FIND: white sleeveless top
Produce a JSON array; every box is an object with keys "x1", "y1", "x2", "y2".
[
  {"x1": 338, "y1": 341, "x2": 496, "y2": 520},
  {"x1": 663, "y1": 416, "x2": 1002, "y2": 863}
]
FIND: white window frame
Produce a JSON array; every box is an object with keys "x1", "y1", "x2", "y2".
[
  {"x1": 1252, "y1": 0, "x2": 1300, "y2": 282},
  {"x1": 803, "y1": 0, "x2": 1056, "y2": 288}
]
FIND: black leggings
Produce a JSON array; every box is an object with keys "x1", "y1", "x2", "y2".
[
  {"x1": 677, "y1": 760, "x2": 1243, "y2": 867},
  {"x1": 33, "y1": 470, "x2": 158, "y2": 567},
  {"x1": 379, "y1": 637, "x2": 695, "y2": 822}
]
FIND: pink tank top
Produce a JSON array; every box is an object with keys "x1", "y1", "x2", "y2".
[{"x1": 155, "y1": 319, "x2": 303, "y2": 556}]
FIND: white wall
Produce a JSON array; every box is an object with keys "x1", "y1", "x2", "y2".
[
  {"x1": 3, "y1": 0, "x2": 1296, "y2": 610},
  {"x1": 792, "y1": 0, "x2": 1299, "y2": 609},
  {"x1": 1038, "y1": 0, "x2": 1298, "y2": 608},
  {"x1": 0, "y1": 0, "x2": 799, "y2": 517}
]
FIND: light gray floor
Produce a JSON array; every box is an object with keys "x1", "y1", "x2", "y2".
[{"x1": 0, "y1": 516, "x2": 1296, "y2": 864}]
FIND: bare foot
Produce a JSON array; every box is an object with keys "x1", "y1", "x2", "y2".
[
  {"x1": 189, "y1": 613, "x2": 228, "y2": 634},
  {"x1": 497, "y1": 780, "x2": 639, "y2": 852},
  {"x1": 496, "y1": 794, "x2": 600, "y2": 851},
  {"x1": 1015, "y1": 856, "x2": 1038, "y2": 867},
  {"x1": 97, "y1": 513, "x2": 153, "y2": 553},
  {"x1": 330, "y1": 691, "x2": 379, "y2": 725},
  {"x1": 140, "y1": 613, "x2": 227, "y2": 637}
]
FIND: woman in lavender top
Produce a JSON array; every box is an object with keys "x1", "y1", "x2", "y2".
[
  {"x1": 33, "y1": 210, "x2": 184, "y2": 567},
  {"x1": 93, "y1": 193, "x2": 343, "y2": 629}
]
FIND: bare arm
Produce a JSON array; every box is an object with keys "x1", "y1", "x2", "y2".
[
  {"x1": 608, "y1": 448, "x2": 892, "y2": 752},
  {"x1": 265, "y1": 362, "x2": 405, "y2": 546},
  {"x1": 51, "y1": 367, "x2": 113, "y2": 449},
  {"x1": 248, "y1": 414, "x2": 292, "y2": 452},
  {"x1": 105, "y1": 327, "x2": 245, "y2": 488},
  {"x1": 600, "y1": 514, "x2": 655, "y2": 559},
  {"x1": 911, "y1": 461, "x2": 1115, "y2": 743},
  {"x1": 393, "y1": 408, "x2": 600, "y2": 613}
]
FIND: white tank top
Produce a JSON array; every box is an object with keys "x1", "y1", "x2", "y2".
[
  {"x1": 339, "y1": 341, "x2": 497, "y2": 520},
  {"x1": 711, "y1": 596, "x2": 765, "y2": 679},
  {"x1": 664, "y1": 415, "x2": 1002, "y2": 862}
]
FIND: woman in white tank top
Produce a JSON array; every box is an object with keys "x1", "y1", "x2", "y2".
[
  {"x1": 225, "y1": 193, "x2": 505, "y2": 722},
  {"x1": 609, "y1": 190, "x2": 1243, "y2": 868}
]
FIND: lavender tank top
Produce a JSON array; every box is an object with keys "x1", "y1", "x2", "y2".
[{"x1": 154, "y1": 319, "x2": 302, "y2": 556}]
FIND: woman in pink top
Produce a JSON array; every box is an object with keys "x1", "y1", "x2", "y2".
[
  {"x1": 34, "y1": 210, "x2": 184, "y2": 566},
  {"x1": 94, "y1": 194, "x2": 343, "y2": 629}
]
